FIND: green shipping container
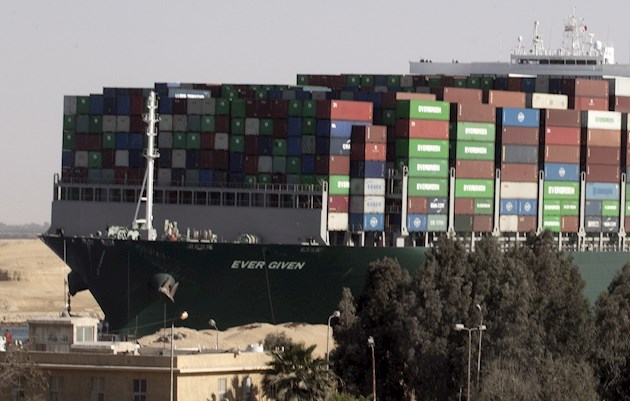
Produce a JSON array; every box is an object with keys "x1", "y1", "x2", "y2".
[
  {"x1": 408, "y1": 139, "x2": 450, "y2": 159},
  {"x1": 260, "y1": 119, "x2": 273, "y2": 136},
  {"x1": 453, "y1": 77, "x2": 467, "y2": 87},
  {"x1": 288, "y1": 100, "x2": 302, "y2": 117},
  {"x1": 230, "y1": 135, "x2": 245, "y2": 152},
  {"x1": 480, "y1": 77, "x2": 495, "y2": 91},
  {"x1": 297, "y1": 75, "x2": 309, "y2": 86},
  {"x1": 543, "y1": 215, "x2": 561, "y2": 232},
  {"x1": 102, "y1": 133, "x2": 116, "y2": 149},
  {"x1": 301, "y1": 174, "x2": 317, "y2": 186},
  {"x1": 466, "y1": 77, "x2": 481, "y2": 89},
  {"x1": 396, "y1": 100, "x2": 450, "y2": 120},
  {"x1": 273, "y1": 139, "x2": 287, "y2": 156},
  {"x1": 88, "y1": 151, "x2": 102, "y2": 168},
  {"x1": 408, "y1": 178, "x2": 448, "y2": 197},
  {"x1": 245, "y1": 175, "x2": 257, "y2": 186},
  {"x1": 76, "y1": 96, "x2": 90, "y2": 114},
  {"x1": 258, "y1": 173, "x2": 272, "y2": 184},
  {"x1": 302, "y1": 118, "x2": 316, "y2": 135},
  {"x1": 201, "y1": 116, "x2": 215, "y2": 132},
  {"x1": 231, "y1": 99, "x2": 246, "y2": 118},
  {"x1": 302, "y1": 100, "x2": 317, "y2": 117},
  {"x1": 456, "y1": 122, "x2": 496, "y2": 142},
  {"x1": 287, "y1": 157, "x2": 301, "y2": 174},
  {"x1": 345, "y1": 75, "x2": 361, "y2": 87},
  {"x1": 329, "y1": 175, "x2": 351, "y2": 195},
  {"x1": 215, "y1": 99, "x2": 230, "y2": 115},
  {"x1": 427, "y1": 215, "x2": 448, "y2": 232},
  {"x1": 63, "y1": 131, "x2": 75, "y2": 150},
  {"x1": 380, "y1": 109, "x2": 396, "y2": 126},
  {"x1": 544, "y1": 181, "x2": 580, "y2": 200},
  {"x1": 187, "y1": 132, "x2": 200, "y2": 149},
  {"x1": 63, "y1": 115, "x2": 76, "y2": 130},
  {"x1": 231, "y1": 118, "x2": 245, "y2": 135},
  {"x1": 360, "y1": 75, "x2": 374, "y2": 87},
  {"x1": 408, "y1": 158, "x2": 449, "y2": 178},
  {"x1": 456, "y1": 141, "x2": 495, "y2": 161},
  {"x1": 89, "y1": 115, "x2": 102, "y2": 133},
  {"x1": 427, "y1": 77, "x2": 443, "y2": 88},
  {"x1": 455, "y1": 179, "x2": 495, "y2": 198},
  {"x1": 626, "y1": 202, "x2": 630, "y2": 215},
  {"x1": 273, "y1": 156, "x2": 286, "y2": 173},
  {"x1": 474, "y1": 198, "x2": 494, "y2": 215},
  {"x1": 173, "y1": 132, "x2": 187, "y2": 149},
  {"x1": 602, "y1": 200, "x2": 620, "y2": 217},
  {"x1": 543, "y1": 200, "x2": 579, "y2": 216},
  {"x1": 387, "y1": 75, "x2": 401, "y2": 87}
]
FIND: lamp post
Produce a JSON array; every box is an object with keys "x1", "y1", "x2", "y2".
[
  {"x1": 454, "y1": 323, "x2": 486, "y2": 401},
  {"x1": 209, "y1": 319, "x2": 219, "y2": 350},
  {"x1": 367, "y1": 336, "x2": 376, "y2": 401},
  {"x1": 170, "y1": 311, "x2": 189, "y2": 401},
  {"x1": 326, "y1": 310, "x2": 340, "y2": 366},
  {"x1": 475, "y1": 304, "x2": 483, "y2": 393}
]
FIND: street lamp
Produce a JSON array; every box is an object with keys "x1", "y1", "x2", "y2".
[
  {"x1": 326, "y1": 310, "x2": 340, "y2": 366},
  {"x1": 209, "y1": 319, "x2": 219, "y2": 350},
  {"x1": 367, "y1": 336, "x2": 376, "y2": 401},
  {"x1": 475, "y1": 304, "x2": 483, "y2": 393},
  {"x1": 170, "y1": 311, "x2": 189, "y2": 401},
  {"x1": 454, "y1": 323, "x2": 486, "y2": 401}
]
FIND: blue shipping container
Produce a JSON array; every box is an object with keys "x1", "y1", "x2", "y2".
[
  {"x1": 287, "y1": 137, "x2": 301, "y2": 156},
  {"x1": 329, "y1": 137, "x2": 351, "y2": 156},
  {"x1": 500, "y1": 107, "x2": 540, "y2": 128},
  {"x1": 129, "y1": 150, "x2": 143, "y2": 167},
  {"x1": 500, "y1": 199, "x2": 519, "y2": 215},
  {"x1": 258, "y1": 137, "x2": 273, "y2": 156},
  {"x1": 287, "y1": 117, "x2": 302, "y2": 136},
  {"x1": 428, "y1": 198, "x2": 448, "y2": 215},
  {"x1": 116, "y1": 96, "x2": 131, "y2": 115},
  {"x1": 349, "y1": 213, "x2": 385, "y2": 232},
  {"x1": 186, "y1": 150, "x2": 199, "y2": 168},
  {"x1": 89, "y1": 95, "x2": 104, "y2": 114},
  {"x1": 585, "y1": 200, "x2": 602, "y2": 216},
  {"x1": 229, "y1": 152, "x2": 244, "y2": 172},
  {"x1": 350, "y1": 160, "x2": 386, "y2": 178},
  {"x1": 158, "y1": 97, "x2": 173, "y2": 114},
  {"x1": 544, "y1": 163, "x2": 580, "y2": 181},
  {"x1": 407, "y1": 214, "x2": 428, "y2": 232},
  {"x1": 62, "y1": 150, "x2": 74, "y2": 167},
  {"x1": 116, "y1": 133, "x2": 130, "y2": 149},
  {"x1": 301, "y1": 155, "x2": 315, "y2": 174},
  {"x1": 129, "y1": 133, "x2": 144, "y2": 150},
  {"x1": 518, "y1": 199, "x2": 537, "y2": 215},
  {"x1": 103, "y1": 97, "x2": 116, "y2": 114},
  {"x1": 585, "y1": 182, "x2": 620, "y2": 200},
  {"x1": 158, "y1": 149, "x2": 172, "y2": 168}
]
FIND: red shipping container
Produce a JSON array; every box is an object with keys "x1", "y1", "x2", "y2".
[
  {"x1": 455, "y1": 160, "x2": 495, "y2": 179},
  {"x1": 328, "y1": 195, "x2": 349, "y2": 212},
  {"x1": 407, "y1": 196, "x2": 428, "y2": 214},
  {"x1": 199, "y1": 150, "x2": 213, "y2": 168},
  {"x1": 570, "y1": 96, "x2": 609, "y2": 111},
  {"x1": 351, "y1": 143, "x2": 386, "y2": 161},
  {"x1": 625, "y1": 217, "x2": 630, "y2": 231},
  {"x1": 130, "y1": 96, "x2": 145, "y2": 115},
  {"x1": 544, "y1": 126, "x2": 581, "y2": 146},
  {"x1": 212, "y1": 150, "x2": 229, "y2": 170},
  {"x1": 487, "y1": 90, "x2": 526, "y2": 108},
  {"x1": 271, "y1": 100, "x2": 289, "y2": 118},
  {"x1": 272, "y1": 119, "x2": 289, "y2": 138},
  {"x1": 351, "y1": 125, "x2": 387, "y2": 143},
  {"x1": 586, "y1": 164, "x2": 620, "y2": 182},
  {"x1": 214, "y1": 116, "x2": 230, "y2": 132},
  {"x1": 101, "y1": 149, "x2": 115, "y2": 168},
  {"x1": 395, "y1": 119, "x2": 449, "y2": 139},
  {"x1": 473, "y1": 215, "x2": 494, "y2": 232},
  {"x1": 561, "y1": 216, "x2": 579, "y2": 233},
  {"x1": 613, "y1": 96, "x2": 630, "y2": 112},
  {"x1": 501, "y1": 126, "x2": 539, "y2": 146},
  {"x1": 114, "y1": 167, "x2": 128, "y2": 185},
  {"x1": 316, "y1": 100, "x2": 373, "y2": 122},
  {"x1": 586, "y1": 146, "x2": 620, "y2": 165},
  {"x1": 501, "y1": 163, "x2": 538, "y2": 182},
  {"x1": 172, "y1": 98, "x2": 187, "y2": 114},
  {"x1": 244, "y1": 136, "x2": 259, "y2": 155},
  {"x1": 434, "y1": 87, "x2": 482, "y2": 104},
  {"x1": 545, "y1": 145, "x2": 580, "y2": 163},
  {"x1": 329, "y1": 155, "x2": 350, "y2": 175},
  {"x1": 518, "y1": 216, "x2": 537, "y2": 232},
  {"x1": 454, "y1": 198, "x2": 474, "y2": 214},
  {"x1": 458, "y1": 103, "x2": 496, "y2": 123},
  {"x1": 562, "y1": 78, "x2": 609, "y2": 98},
  {"x1": 586, "y1": 129, "x2": 621, "y2": 148},
  {"x1": 243, "y1": 155, "x2": 258, "y2": 174},
  {"x1": 545, "y1": 109, "x2": 581, "y2": 127},
  {"x1": 200, "y1": 133, "x2": 215, "y2": 149}
]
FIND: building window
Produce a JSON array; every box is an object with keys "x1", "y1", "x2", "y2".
[
  {"x1": 50, "y1": 376, "x2": 63, "y2": 401},
  {"x1": 217, "y1": 378, "x2": 227, "y2": 401},
  {"x1": 133, "y1": 379, "x2": 147, "y2": 401},
  {"x1": 91, "y1": 377, "x2": 105, "y2": 401},
  {"x1": 76, "y1": 326, "x2": 94, "y2": 342}
]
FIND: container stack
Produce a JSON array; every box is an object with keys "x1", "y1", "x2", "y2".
[
  {"x1": 322, "y1": 100, "x2": 374, "y2": 231},
  {"x1": 541, "y1": 109, "x2": 581, "y2": 232},
  {"x1": 609, "y1": 76, "x2": 630, "y2": 112},
  {"x1": 395, "y1": 100, "x2": 451, "y2": 232},
  {"x1": 583, "y1": 110, "x2": 623, "y2": 233},
  {"x1": 453, "y1": 103, "x2": 497, "y2": 232},
  {"x1": 498, "y1": 108, "x2": 540, "y2": 232},
  {"x1": 349, "y1": 125, "x2": 387, "y2": 232},
  {"x1": 560, "y1": 78, "x2": 609, "y2": 111}
]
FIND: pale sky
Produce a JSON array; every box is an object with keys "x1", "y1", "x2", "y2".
[{"x1": 0, "y1": 0, "x2": 628, "y2": 225}]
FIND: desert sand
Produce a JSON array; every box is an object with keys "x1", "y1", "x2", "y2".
[{"x1": 0, "y1": 240, "x2": 331, "y2": 356}]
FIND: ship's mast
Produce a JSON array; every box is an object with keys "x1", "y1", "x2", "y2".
[{"x1": 133, "y1": 91, "x2": 160, "y2": 241}]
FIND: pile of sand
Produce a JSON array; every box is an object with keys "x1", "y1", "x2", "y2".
[{"x1": 0, "y1": 240, "x2": 332, "y2": 355}]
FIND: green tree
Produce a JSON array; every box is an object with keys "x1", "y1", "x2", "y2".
[
  {"x1": 262, "y1": 342, "x2": 336, "y2": 401},
  {"x1": 593, "y1": 262, "x2": 630, "y2": 400},
  {"x1": 0, "y1": 348, "x2": 47, "y2": 401}
]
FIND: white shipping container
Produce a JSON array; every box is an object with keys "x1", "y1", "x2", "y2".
[
  {"x1": 529, "y1": 93, "x2": 568, "y2": 110},
  {"x1": 159, "y1": 115, "x2": 173, "y2": 131},
  {"x1": 187, "y1": 98, "x2": 202, "y2": 115},
  {"x1": 258, "y1": 156, "x2": 273, "y2": 173},
  {"x1": 608, "y1": 76, "x2": 630, "y2": 97},
  {"x1": 115, "y1": 150, "x2": 129, "y2": 167},
  {"x1": 201, "y1": 98, "x2": 216, "y2": 114},
  {"x1": 63, "y1": 96, "x2": 77, "y2": 115},
  {"x1": 350, "y1": 178, "x2": 386, "y2": 196},
  {"x1": 214, "y1": 133, "x2": 229, "y2": 150},
  {"x1": 585, "y1": 110, "x2": 622, "y2": 130},
  {"x1": 499, "y1": 215, "x2": 519, "y2": 232},
  {"x1": 328, "y1": 212, "x2": 349, "y2": 231},
  {"x1": 500, "y1": 181, "x2": 538, "y2": 199},
  {"x1": 400, "y1": 75, "x2": 414, "y2": 88},
  {"x1": 535, "y1": 76, "x2": 550, "y2": 93},
  {"x1": 350, "y1": 196, "x2": 386, "y2": 214},
  {"x1": 158, "y1": 132, "x2": 173, "y2": 148},
  {"x1": 116, "y1": 115, "x2": 130, "y2": 132},
  {"x1": 245, "y1": 118, "x2": 260, "y2": 135},
  {"x1": 102, "y1": 115, "x2": 117, "y2": 132},
  {"x1": 172, "y1": 149, "x2": 186, "y2": 168},
  {"x1": 173, "y1": 114, "x2": 188, "y2": 131},
  {"x1": 157, "y1": 169, "x2": 171, "y2": 185},
  {"x1": 74, "y1": 151, "x2": 88, "y2": 167}
]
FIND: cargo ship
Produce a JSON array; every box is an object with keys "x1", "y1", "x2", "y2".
[{"x1": 41, "y1": 11, "x2": 630, "y2": 337}]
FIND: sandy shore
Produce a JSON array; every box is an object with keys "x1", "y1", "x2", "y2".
[{"x1": 0, "y1": 240, "x2": 331, "y2": 355}]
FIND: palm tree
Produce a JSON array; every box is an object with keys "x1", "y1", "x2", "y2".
[{"x1": 262, "y1": 342, "x2": 336, "y2": 401}]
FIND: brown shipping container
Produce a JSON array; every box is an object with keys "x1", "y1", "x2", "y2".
[
  {"x1": 200, "y1": 133, "x2": 215, "y2": 149},
  {"x1": 395, "y1": 119, "x2": 449, "y2": 139},
  {"x1": 351, "y1": 143, "x2": 386, "y2": 161},
  {"x1": 328, "y1": 195, "x2": 349, "y2": 213},
  {"x1": 570, "y1": 96, "x2": 609, "y2": 111},
  {"x1": 545, "y1": 109, "x2": 581, "y2": 127},
  {"x1": 455, "y1": 160, "x2": 495, "y2": 179},
  {"x1": 613, "y1": 96, "x2": 630, "y2": 112},
  {"x1": 407, "y1": 196, "x2": 428, "y2": 214},
  {"x1": 561, "y1": 216, "x2": 579, "y2": 233},
  {"x1": 488, "y1": 90, "x2": 526, "y2": 108},
  {"x1": 562, "y1": 78, "x2": 609, "y2": 98},
  {"x1": 244, "y1": 155, "x2": 258, "y2": 174},
  {"x1": 586, "y1": 164, "x2": 620, "y2": 182},
  {"x1": 317, "y1": 100, "x2": 373, "y2": 122},
  {"x1": 501, "y1": 163, "x2": 538, "y2": 182},
  {"x1": 457, "y1": 103, "x2": 496, "y2": 123},
  {"x1": 473, "y1": 215, "x2": 494, "y2": 232},
  {"x1": 518, "y1": 216, "x2": 537, "y2": 232},
  {"x1": 454, "y1": 198, "x2": 474, "y2": 214},
  {"x1": 544, "y1": 126, "x2": 580, "y2": 146},
  {"x1": 329, "y1": 155, "x2": 350, "y2": 175},
  {"x1": 351, "y1": 125, "x2": 387, "y2": 143},
  {"x1": 545, "y1": 145, "x2": 580, "y2": 163},
  {"x1": 315, "y1": 155, "x2": 329, "y2": 175},
  {"x1": 436, "y1": 87, "x2": 483, "y2": 104},
  {"x1": 587, "y1": 129, "x2": 621, "y2": 148},
  {"x1": 625, "y1": 217, "x2": 630, "y2": 231},
  {"x1": 587, "y1": 146, "x2": 620, "y2": 165},
  {"x1": 395, "y1": 92, "x2": 437, "y2": 101},
  {"x1": 501, "y1": 126, "x2": 539, "y2": 146}
]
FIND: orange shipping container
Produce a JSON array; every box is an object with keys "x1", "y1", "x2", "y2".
[
  {"x1": 316, "y1": 100, "x2": 373, "y2": 122},
  {"x1": 407, "y1": 196, "x2": 428, "y2": 214},
  {"x1": 544, "y1": 126, "x2": 581, "y2": 146},
  {"x1": 455, "y1": 160, "x2": 495, "y2": 179},
  {"x1": 395, "y1": 119, "x2": 449, "y2": 139},
  {"x1": 586, "y1": 129, "x2": 621, "y2": 148},
  {"x1": 570, "y1": 96, "x2": 609, "y2": 111},
  {"x1": 435, "y1": 87, "x2": 483, "y2": 104},
  {"x1": 501, "y1": 163, "x2": 538, "y2": 182},
  {"x1": 488, "y1": 90, "x2": 526, "y2": 108},
  {"x1": 501, "y1": 126, "x2": 539, "y2": 146},
  {"x1": 545, "y1": 109, "x2": 581, "y2": 127},
  {"x1": 545, "y1": 145, "x2": 580, "y2": 163}
]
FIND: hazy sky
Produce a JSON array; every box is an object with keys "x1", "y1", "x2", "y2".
[{"x1": 0, "y1": 0, "x2": 628, "y2": 225}]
